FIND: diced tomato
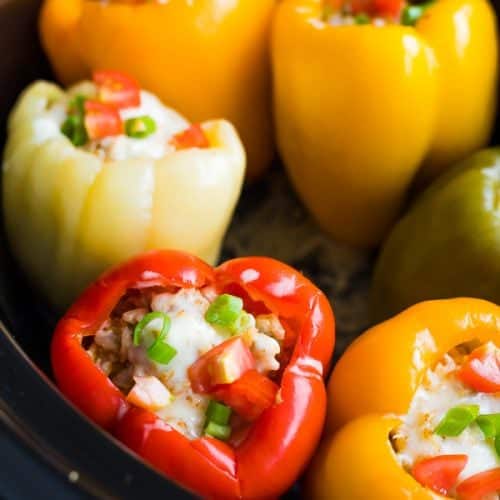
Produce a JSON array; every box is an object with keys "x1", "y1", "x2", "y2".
[
  {"x1": 170, "y1": 124, "x2": 210, "y2": 150},
  {"x1": 188, "y1": 337, "x2": 255, "y2": 394},
  {"x1": 458, "y1": 343, "x2": 500, "y2": 393},
  {"x1": 212, "y1": 370, "x2": 279, "y2": 422},
  {"x1": 84, "y1": 100, "x2": 123, "y2": 140},
  {"x1": 456, "y1": 467, "x2": 500, "y2": 500},
  {"x1": 93, "y1": 70, "x2": 141, "y2": 109},
  {"x1": 325, "y1": 0, "x2": 403, "y2": 17},
  {"x1": 372, "y1": 0, "x2": 404, "y2": 17},
  {"x1": 412, "y1": 455, "x2": 468, "y2": 496}
]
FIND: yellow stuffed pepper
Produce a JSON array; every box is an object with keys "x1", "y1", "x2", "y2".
[
  {"x1": 272, "y1": 0, "x2": 498, "y2": 247},
  {"x1": 39, "y1": 0, "x2": 274, "y2": 181},
  {"x1": 307, "y1": 298, "x2": 500, "y2": 499},
  {"x1": 3, "y1": 71, "x2": 245, "y2": 309}
]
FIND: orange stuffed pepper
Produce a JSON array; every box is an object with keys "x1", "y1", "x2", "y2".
[
  {"x1": 39, "y1": 0, "x2": 275, "y2": 180},
  {"x1": 307, "y1": 298, "x2": 500, "y2": 499}
]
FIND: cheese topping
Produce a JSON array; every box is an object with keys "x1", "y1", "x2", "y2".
[
  {"x1": 88, "y1": 287, "x2": 283, "y2": 439},
  {"x1": 394, "y1": 352, "x2": 500, "y2": 486}
]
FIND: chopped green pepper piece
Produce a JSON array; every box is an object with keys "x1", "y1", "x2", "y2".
[{"x1": 434, "y1": 405, "x2": 480, "y2": 437}]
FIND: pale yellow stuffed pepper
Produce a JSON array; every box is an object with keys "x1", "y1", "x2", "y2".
[{"x1": 3, "y1": 71, "x2": 245, "y2": 309}]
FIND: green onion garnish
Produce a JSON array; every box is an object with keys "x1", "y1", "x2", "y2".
[
  {"x1": 205, "y1": 294, "x2": 244, "y2": 332},
  {"x1": 495, "y1": 435, "x2": 500, "y2": 457},
  {"x1": 206, "y1": 401, "x2": 232, "y2": 426},
  {"x1": 401, "y1": 2, "x2": 434, "y2": 26},
  {"x1": 125, "y1": 116, "x2": 156, "y2": 139},
  {"x1": 204, "y1": 421, "x2": 231, "y2": 441},
  {"x1": 354, "y1": 13, "x2": 370, "y2": 24},
  {"x1": 435, "y1": 405, "x2": 480, "y2": 437},
  {"x1": 133, "y1": 312, "x2": 177, "y2": 365},
  {"x1": 477, "y1": 414, "x2": 500, "y2": 439},
  {"x1": 61, "y1": 95, "x2": 88, "y2": 146}
]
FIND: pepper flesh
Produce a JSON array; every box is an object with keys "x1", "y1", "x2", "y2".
[
  {"x1": 272, "y1": 0, "x2": 498, "y2": 247},
  {"x1": 306, "y1": 298, "x2": 500, "y2": 499},
  {"x1": 371, "y1": 148, "x2": 500, "y2": 322},
  {"x1": 51, "y1": 250, "x2": 335, "y2": 498},
  {"x1": 39, "y1": 0, "x2": 275, "y2": 180},
  {"x1": 2, "y1": 81, "x2": 245, "y2": 310}
]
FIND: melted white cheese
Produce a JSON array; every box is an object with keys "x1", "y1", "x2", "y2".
[
  {"x1": 396, "y1": 355, "x2": 500, "y2": 482},
  {"x1": 150, "y1": 289, "x2": 227, "y2": 438}
]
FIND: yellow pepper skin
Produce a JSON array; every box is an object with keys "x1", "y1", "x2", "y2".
[
  {"x1": 39, "y1": 0, "x2": 274, "y2": 181},
  {"x1": 272, "y1": 0, "x2": 497, "y2": 247},
  {"x1": 306, "y1": 298, "x2": 500, "y2": 499},
  {"x1": 2, "y1": 81, "x2": 245, "y2": 310}
]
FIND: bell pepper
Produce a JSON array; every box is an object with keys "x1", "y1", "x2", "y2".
[
  {"x1": 371, "y1": 147, "x2": 500, "y2": 322},
  {"x1": 2, "y1": 78, "x2": 245, "y2": 310},
  {"x1": 51, "y1": 250, "x2": 335, "y2": 498},
  {"x1": 272, "y1": 0, "x2": 498, "y2": 247},
  {"x1": 305, "y1": 298, "x2": 500, "y2": 499},
  {"x1": 39, "y1": 0, "x2": 275, "y2": 181}
]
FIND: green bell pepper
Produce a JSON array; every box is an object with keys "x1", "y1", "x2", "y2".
[{"x1": 371, "y1": 148, "x2": 500, "y2": 322}]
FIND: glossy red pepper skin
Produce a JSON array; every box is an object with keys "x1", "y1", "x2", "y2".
[{"x1": 51, "y1": 250, "x2": 335, "y2": 498}]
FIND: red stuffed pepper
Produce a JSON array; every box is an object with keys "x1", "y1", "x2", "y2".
[{"x1": 51, "y1": 250, "x2": 335, "y2": 498}]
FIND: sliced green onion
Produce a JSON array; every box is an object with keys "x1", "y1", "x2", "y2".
[
  {"x1": 477, "y1": 414, "x2": 500, "y2": 439},
  {"x1": 206, "y1": 401, "x2": 232, "y2": 426},
  {"x1": 401, "y1": 2, "x2": 433, "y2": 26},
  {"x1": 354, "y1": 13, "x2": 370, "y2": 24},
  {"x1": 147, "y1": 341, "x2": 177, "y2": 365},
  {"x1": 204, "y1": 421, "x2": 231, "y2": 441},
  {"x1": 61, "y1": 94, "x2": 88, "y2": 146},
  {"x1": 205, "y1": 294, "x2": 243, "y2": 331},
  {"x1": 434, "y1": 405, "x2": 480, "y2": 437},
  {"x1": 125, "y1": 116, "x2": 157, "y2": 139},
  {"x1": 133, "y1": 312, "x2": 176, "y2": 365},
  {"x1": 495, "y1": 435, "x2": 500, "y2": 457}
]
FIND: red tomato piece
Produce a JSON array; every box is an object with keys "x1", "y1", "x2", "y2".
[
  {"x1": 170, "y1": 124, "x2": 210, "y2": 150},
  {"x1": 212, "y1": 369, "x2": 279, "y2": 422},
  {"x1": 456, "y1": 467, "x2": 500, "y2": 500},
  {"x1": 188, "y1": 337, "x2": 255, "y2": 393},
  {"x1": 84, "y1": 100, "x2": 123, "y2": 141},
  {"x1": 458, "y1": 343, "x2": 500, "y2": 393},
  {"x1": 93, "y1": 70, "x2": 141, "y2": 109},
  {"x1": 412, "y1": 455, "x2": 468, "y2": 496},
  {"x1": 372, "y1": 0, "x2": 404, "y2": 17}
]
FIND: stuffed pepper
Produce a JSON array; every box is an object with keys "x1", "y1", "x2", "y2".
[
  {"x1": 272, "y1": 0, "x2": 498, "y2": 247},
  {"x1": 306, "y1": 298, "x2": 500, "y2": 499},
  {"x1": 51, "y1": 250, "x2": 335, "y2": 498},
  {"x1": 372, "y1": 147, "x2": 500, "y2": 323},
  {"x1": 2, "y1": 71, "x2": 245, "y2": 310},
  {"x1": 39, "y1": 0, "x2": 275, "y2": 180}
]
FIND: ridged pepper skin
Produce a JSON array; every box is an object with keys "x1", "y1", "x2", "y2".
[
  {"x1": 51, "y1": 250, "x2": 335, "y2": 498},
  {"x1": 39, "y1": 0, "x2": 275, "y2": 181},
  {"x1": 306, "y1": 298, "x2": 500, "y2": 499},
  {"x1": 272, "y1": 0, "x2": 497, "y2": 247},
  {"x1": 371, "y1": 148, "x2": 500, "y2": 323},
  {"x1": 2, "y1": 81, "x2": 245, "y2": 310}
]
